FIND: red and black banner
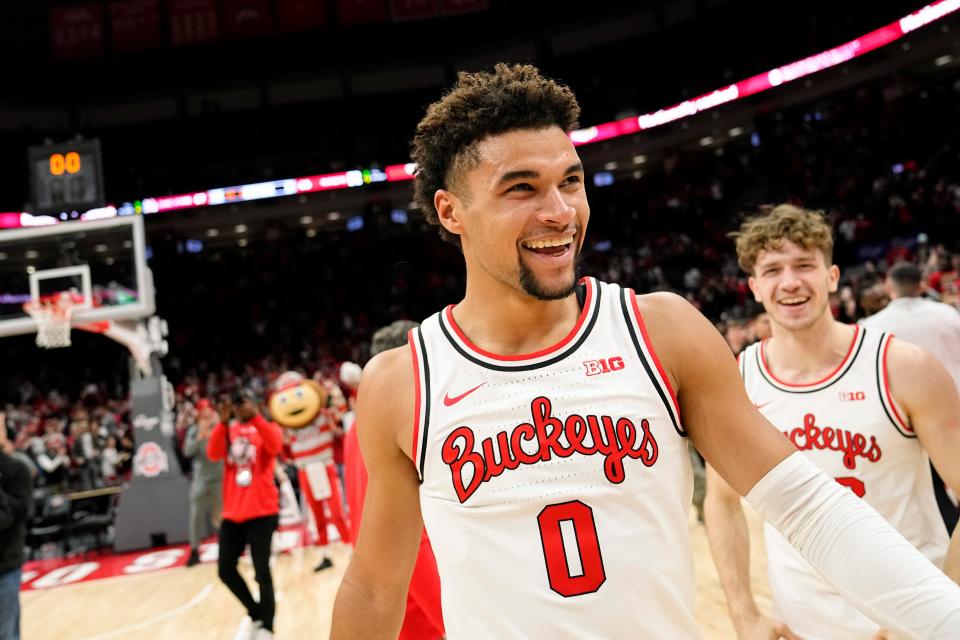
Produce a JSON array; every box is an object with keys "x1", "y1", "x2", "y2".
[
  {"x1": 51, "y1": 3, "x2": 105, "y2": 60},
  {"x1": 222, "y1": 0, "x2": 274, "y2": 38},
  {"x1": 108, "y1": 0, "x2": 163, "y2": 52},
  {"x1": 167, "y1": 0, "x2": 220, "y2": 46}
]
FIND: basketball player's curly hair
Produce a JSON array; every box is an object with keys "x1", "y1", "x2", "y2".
[
  {"x1": 411, "y1": 63, "x2": 581, "y2": 245},
  {"x1": 730, "y1": 204, "x2": 834, "y2": 274}
]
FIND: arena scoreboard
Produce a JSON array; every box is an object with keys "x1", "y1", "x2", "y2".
[{"x1": 27, "y1": 138, "x2": 105, "y2": 214}]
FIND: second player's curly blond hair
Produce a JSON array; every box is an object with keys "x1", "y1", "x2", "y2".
[{"x1": 730, "y1": 204, "x2": 834, "y2": 274}]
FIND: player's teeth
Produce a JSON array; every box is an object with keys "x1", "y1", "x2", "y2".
[{"x1": 525, "y1": 238, "x2": 572, "y2": 249}]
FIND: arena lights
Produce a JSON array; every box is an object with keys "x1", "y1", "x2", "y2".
[
  {"x1": 0, "y1": 213, "x2": 24, "y2": 228},
  {"x1": 900, "y1": 0, "x2": 960, "y2": 32},
  {"x1": 0, "y1": 163, "x2": 417, "y2": 229},
  {"x1": 125, "y1": 166, "x2": 407, "y2": 217},
  {"x1": 567, "y1": 0, "x2": 960, "y2": 145},
  {"x1": 1, "y1": 0, "x2": 955, "y2": 230}
]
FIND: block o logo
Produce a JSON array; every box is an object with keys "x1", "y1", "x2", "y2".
[{"x1": 134, "y1": 442, "x2": 169, "y2": 478}]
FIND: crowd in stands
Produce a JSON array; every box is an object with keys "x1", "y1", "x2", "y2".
[
  {"x1": 1, "y1": 67, "x2": 958, "y2": 523},
  {"x1": 169, "y1": 354, "x2": 350, "y2": 472},
  {"x1": 0, "y1": 353, "x2": 352, "y2": 498},
  {"x1": 1, "y1": 385, "x2": 134, "y2": 492}
]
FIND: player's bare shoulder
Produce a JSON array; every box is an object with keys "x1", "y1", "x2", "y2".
[
  {"x1": 357, "y1": 344, "x2": 417, "y2": 460},
  {"x1": 633, "y1": 290, "x2": 715, "y2": 390},
  {"x1": 633, "y1": 291, "x2": 702, "y2": 339},
  {"x1": 884, "y1": 335, "x2": 955, "y2": 413},
  {"x1": 885, "y1": 334, "x2": 936, "y2": 371}
]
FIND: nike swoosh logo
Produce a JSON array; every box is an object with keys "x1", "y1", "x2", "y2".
[
  {"x1": 443, "y1": 382, "x2": 487, "y2": 407},
  {"x1": 754, "y1": 401, "x2": 773, "y2": 410}
]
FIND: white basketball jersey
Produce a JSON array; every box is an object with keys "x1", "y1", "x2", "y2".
[
  {"x1": 410, "y1": 278, "x2": 699, "y2": 639},
  {"x1": 739, "y1": 326, "x2": 950, "y2": 640}
]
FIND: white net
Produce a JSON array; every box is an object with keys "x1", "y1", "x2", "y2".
[{"x1": 23, "y1": 296, "x2": 75, "y2": 348}]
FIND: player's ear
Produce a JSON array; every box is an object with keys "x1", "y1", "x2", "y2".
[
  {"x1": 747, "y1": 276, "x2": 762, "y2": 303},
  {"x1": 827, "y1": 264, "x2": 840, "y2": 294},
  {"x1": 435, "y1": 189, "x2": 465, "y2": 237}
]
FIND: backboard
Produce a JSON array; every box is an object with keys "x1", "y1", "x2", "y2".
[{"x1": 0, "y1": 215, "x2": 154, "y2": 338}]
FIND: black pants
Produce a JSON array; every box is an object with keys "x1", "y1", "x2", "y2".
[{"x1": 218, "y1": 514, "x2": 278, "y2": 631}]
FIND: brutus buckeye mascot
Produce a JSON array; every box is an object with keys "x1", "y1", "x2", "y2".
[{"x1": 269, "y1": 371, "x2": 351, "y2": 571}]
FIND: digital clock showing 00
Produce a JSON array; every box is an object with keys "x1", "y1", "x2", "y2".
[
  {"x1": 27, "y1": 139, "x2": 105, "y2": 215},
  {"x1": 48, "y1": 151, "x2": 82, "y2": 176}
]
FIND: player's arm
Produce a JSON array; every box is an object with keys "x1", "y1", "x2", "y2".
[
  {"x1": 636, "y1": 293, "x2": 794, "y2": 493},
  {"x1": 644, "y1": 291, "x2": 797, "y2": 638},
  {"x1": 331, "y1": 347, "x2": 426, "y2": 640},
  {"x1": 887, "y1": 338, "x2": 960, "y2": 583},
  {"x1": 704, "y1": 463, "x2": 798, "y2": 639},
  {"x1": 639, "y1": 292, "x2": 960, "y2": 638}
]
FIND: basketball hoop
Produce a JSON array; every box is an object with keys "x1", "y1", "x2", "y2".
[{"x1": 23, "y1": 294, "x2": 75, "y2": 348}]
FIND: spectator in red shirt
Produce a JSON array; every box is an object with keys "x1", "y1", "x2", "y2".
[{"x1": 207, "y1": 390, "x2": 283, "y2": 640}]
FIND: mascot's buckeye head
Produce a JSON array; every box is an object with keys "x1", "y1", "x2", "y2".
[{"x1": 269, "y1": 371, "x2": 328, "y2": 430}]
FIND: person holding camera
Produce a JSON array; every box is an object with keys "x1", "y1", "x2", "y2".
[{"x1": 207, "y1": 391, "x2": 283, "y2": 640}]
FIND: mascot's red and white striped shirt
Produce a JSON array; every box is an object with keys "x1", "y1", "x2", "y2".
[{"x1": 288, "y1": 414, "x2": 335, "y2": 468}]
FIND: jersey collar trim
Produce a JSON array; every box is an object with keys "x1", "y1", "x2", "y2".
[
  {"x1": 756, "y1": 324, "x2": 865, "y2": 393},
  {"x1": 439, "y1": 277, "x2": 601, "y2": 371}
]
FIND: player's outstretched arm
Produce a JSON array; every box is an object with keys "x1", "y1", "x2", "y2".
[
  {"x1": 887, "y1": 338, "x2": 960, "y2": 584},
  {"x1": 634, "y1": 292, "x2": 795, "y2": 493},
  {"x1": 637, "y1": 292, "x2": 960, "y2": 639},
  {"x1": 330, "y1": 348, "x2": 424, "y2": 640},
  {"x1": 704, "y1": 464, "x2": 799, "y2": 640}
]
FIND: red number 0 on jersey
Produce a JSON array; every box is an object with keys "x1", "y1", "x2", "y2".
[
  {"x1": 537, "y1": 500, "x2": 606, "y2": 597},
  {"x1": 835, "y1": 476, "x2": 866, "y2": 497}
]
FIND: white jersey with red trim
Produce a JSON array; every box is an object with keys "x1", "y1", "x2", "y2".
[
  {"x1": 739, "y1": 326, "x2": 950, "y2": 640},
  {"x1": 410, "y1": 277, "x2": 698, "y2": 639},
  {"x1": 288, "y1": 415, "x2": 334, "y2": 467}
]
